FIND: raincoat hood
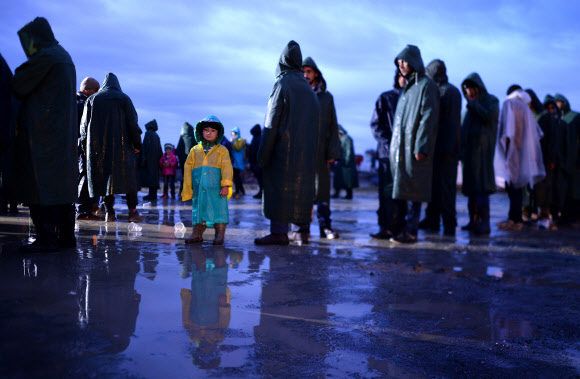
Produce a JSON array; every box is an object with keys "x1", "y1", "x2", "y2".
[
  {"x1": 525, "y1": 89, "x2": 544, "y2": 113},
  {"x1": 181, "y1": 122, "x2": 194, "y2": 136},
  {"x1": 195, "y1": 115, "x2": 224, "y2": 144},
  {"x1": 302, "y1": 56, "x2": 327, "y2": 92},
  {"x1": 17, "y1": 17, "x2": 58, "y2": 58},
  {"x1": 100, "y1": 73, "x2": 122, "y2": 92},
  {"x1": 394, "y1": 45, "x2": 425, "y2": 77},
  {"x1": 425, "y1": 59, "x2": 448, "y2": 85},
  {"x1": 232, "y1": 126, "x2": 241, "y2": 139},
  {"x1": 543, "y1": 94, "x2": 555, "y2": 107},
  {"x1": 554, "y1": 93, "x2": 571, "y2": 114},
  {"x1": 461, "y1": 72, "x2": 488, "y2": 97},
  {"x1": 507, "y1": 89, "x2": 531, "y2": 104},
  {"x1": 276, "y1": 40, "x2": 302, "y2": 78},
  {"x1": 393, "y1": 69, "x2": 404, "y2": 89},
  {"x1": 338, "y1": 124, "x2": 347, "y2": 135},
  {"x1": 145, "y1": 119, "x2": 158, "y2": 131},
  {"x1": 250, "y1": 124, "x2": 261, "y2": 136}
]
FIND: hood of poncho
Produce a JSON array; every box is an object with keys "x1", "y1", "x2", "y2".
[
  {"x1": 18, "y1": 17, "x2": 58, "y2": 57},
  {"x1": 145, "y1": 119, "x2": 158, "y2": 131},
  {"x1": 195, "y1": 115, "x2": 224, "y2": 144},
  {"x1": 425, "y1": 59, "x2": 448, "y2": 86},
  {"x1": 461, "y1": 72, "x2": 489, "y2": 98},
  {"x1": 100, "y1": 73, "x2": 122, "y2": 92},
  {"x1": 394, "y1": 45, "x2": 425, "y2": 77},
  {"x1": 554, "y1": 93, "x2": 571, "y2": 114},
  {"x1": 302, "y1": 56, "x2": 327, "y2": 92},
  {"x1": 276, "y1": 40, "x2": 302, "y2": 78}
]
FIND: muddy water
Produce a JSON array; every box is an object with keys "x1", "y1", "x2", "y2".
[{"x1": 0, "y1": 187, "x2": 579, "y2": 377}]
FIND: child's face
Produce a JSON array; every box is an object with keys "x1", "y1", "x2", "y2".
[{"x1": 203, "y1": 127, "x2": 219, "y2": 142}]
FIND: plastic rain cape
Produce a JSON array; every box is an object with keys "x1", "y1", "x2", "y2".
[{"x1": 494, "y1": 89, "x2": 545, "y2": 189}]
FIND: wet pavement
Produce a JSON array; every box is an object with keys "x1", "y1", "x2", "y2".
[{"x1": 1, "y1": 181, "x2": 580, "y2": 378}]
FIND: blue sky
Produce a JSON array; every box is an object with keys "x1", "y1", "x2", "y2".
[{"x1": 1, "y1": 0, "x2": 578, "y2": 155}]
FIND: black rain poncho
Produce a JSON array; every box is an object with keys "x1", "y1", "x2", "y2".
[
  {"x1": 258, "y1": 41, "x2": 320, "y2": 224},
  {"x1": 554, "y1": 94, "x2": 580, "y2": 200},
  {"x1": 302, "y1": 56, "x2": 341, "y2": 203},
  {"x1": 333, "y1": 125, "x2": 359, "y2": 190},
  {"x1": 389, "y1": 45, "x2": 440, "y2": 202},
  {"x1": 176, "y1": 122, "x2": 195, "y2": 169},
  {"x1": 460, "y1": 73, "x2": 500, "y2": 196},
  {"x1": 11, "y1": 17, "x2": 77, "y2": 205},
  {"x1": 80, "y1": 73, "x2": 143, "y2": 197},
  {"x1": 139, "y1": 119, "x2": 163, "y2": 189}
]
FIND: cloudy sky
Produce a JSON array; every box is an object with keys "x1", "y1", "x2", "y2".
[{"x1": 1, "y1": 0, "x2": 578, "y2": 155}]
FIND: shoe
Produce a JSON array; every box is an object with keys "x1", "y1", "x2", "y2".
[
  {"x1": 418, "y1": 218, "x2": 439, "y2": 231},
  {"x1": 390, "y1": 232, "x2": 417, "y2": 244},
  {"x1": 320, "y1": 226, "x2": 339, "y2": 239},
  {"x1": 185, "y1": 223, "x2": 206, "y2": 244},
  {"x1": 77, "y1": 213, "x2": 101, "y2": 221},
  {"x1": 128, "y1": 210, "x2": 145, "y2": 223},
  {"x1": 19, "y1": 241, "x2": 59, "y2": 253},
  {"x1": 290, "y1": 231, "x2": 309, "y2": 245},
  {"x1": 254, "y1": 233, "x2": 289, "y2": 246},
  {"x1": 106, "y1": 211, "x2": 117, "y2": 222},
  {"x1": 95, "y1": 204, "x2": 106, "y2": 216},
  {"x1": 160, "y1": 194, "x2": 169, "y2": 199},
  {"x1": 538, "y1": 218, "x2": 551, "y2": 230},
  {"x1": 213, "y1": 223, "x2": 226, "y2": 245},
  {"x1": 497, "y1": 219, "x2": 523, "y2": 231},
  {"x1": 370, "y1": 229, "x2": 393, "y2": 239}
]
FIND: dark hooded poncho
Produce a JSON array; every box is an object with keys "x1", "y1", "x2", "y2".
[
  {"x1": 425, "y1": 59, "x2": 462, "y2": 158},
  {"x1": 258, "y1": 41, "x2": 320, "y2": 224},
  {"x1": 554, "y1": 94, "x2": 580, "y2": 199},
  {"x1": 302, "y1": 56, "x2": 341, "y2": 203},
  {"x1": 370, "y1": 69, "x2": 403, "y2": 159},
  {"x1": 0, "y1": 53, "x2": 12, "y2": 153},
  {"x1": 389, "y1": 45, "x2": 440, "y2": 202},
  {"x1": 11, "y1": 17, "x2": 77, "y2": 205},
  {"x1": 176, "y1": 122, "x2": 195, "y2": 170},
  {"x1": 139, "y1": 119, "x2": 163, "y2": 189},
  {"x1": 460, "y1": 73, "x2": 500, "y2": 196},
  {"x1": 333, "y1": 125, "x2": 359, "y2": 190},
  {"x1": 80, "y1": 73, "x2": 143, "y2": 197},
  {"x1": 248, "y1": 124, "x2": 262, "y2": 170}
]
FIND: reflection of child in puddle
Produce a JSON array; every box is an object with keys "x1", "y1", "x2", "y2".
[{"x1": 181, "y1": 247, "x2": 230, "y2": 347}]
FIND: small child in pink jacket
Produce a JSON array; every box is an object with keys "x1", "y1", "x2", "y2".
[{"x1": 159, "y1": 143, "x2": 178, "y2": 198}]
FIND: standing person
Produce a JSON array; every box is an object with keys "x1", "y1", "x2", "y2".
[
  {"x1": 181, "y1": 116, "x2": 233, "y2": 246},
  {"x1": 369, "y1": 70, "x2": 406, "y2": 239},
  {"x1": 523, "y1": 89, "x2": 557, "y2": 229},
  {"x1": 302, "y1": 56, "x2": 341, "y2": 239},
  {"x1": 333, "y1": 125, "x2": 359, "y2": 200},
  {"x1": 140, "y1": 119, "x2": 163, "y2": 201},
  {"x1": 0, "y1": 52, "x2": 18, "y2": 216},
  {"x1": 389, "y1": 44, "x2": 439, "y2": 244},
  {"x1": 81, "y1": 73, "x2": 144, "y2": 223},
  {"x1": 254, "y1": 40, "x2": 320, "y2": 246},
  {"x1": 11, "y1": 17, "x2": 78, "y2": 252},
  {"x1": 460, "y1": 73, "x2": 500, "y2": 234},
  {"x1": 159, "y1": 143, "x2": 178, "y2": 199},
  {"x1": 554, "y1": 94, "x2": 580, "y2": 224},
  {"x1": 247, "y1": 124, "x2": 263, "y2": 199},
  {"x1": 176, "y1": 122, "x2": 195, "y2": 195},
  {"x1": 494, "y1": 86, "x2": 545, "y2": 231},
  {"x1": 76, "y1": 77, "x2": 100, "y2": 220},
  {"x1": 419, "y1": 59, "x2": 462, "y2": 235},
  {"x1": 230, "y1": 127, "x2": 246, "y2": 198}
]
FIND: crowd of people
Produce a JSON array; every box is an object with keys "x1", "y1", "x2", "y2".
[{"x1": 1, "y1": 17, "x2": 578, "y2": 252}]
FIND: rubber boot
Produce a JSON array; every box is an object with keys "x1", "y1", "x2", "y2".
[
  {"x1": 185, "y1": 223, "x2": 206, "y2": 244},
  {"x1": 461, "y1": 200, "x2": 477, "y2": 231},
  {"x1": 473, "y1": 206, "x2": 490, "y2": 235},
  {"x1": 213, "y1": 223, "x2": 226, "y2": 245}
]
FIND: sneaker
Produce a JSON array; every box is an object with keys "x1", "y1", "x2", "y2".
[
  {"x1": 320, "y1": 227, "x2": 339, "y2": 239},
  {"x1": 254, "y1": 233, "x2": 289, "y2": 246},
  {"x1": 390, "y1": 232, "x2": 417, "y2": 244},
  {"x1": 128, "y1": 210, "x2": 145, "y2": 223},
  {"x1": 290, "y1": 231, "x2": 309, "y2": 245}
]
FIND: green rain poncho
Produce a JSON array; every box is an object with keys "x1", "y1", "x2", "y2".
[{"x1": 389, "y1": 45, "x2": 440, "y2": 202}]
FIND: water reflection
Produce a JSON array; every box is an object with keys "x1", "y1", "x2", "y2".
[{"x1": 180, "y1": 246, "x2": 230, "y2": 369}]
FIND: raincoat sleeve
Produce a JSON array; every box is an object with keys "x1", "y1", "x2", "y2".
[
  {"x1": 220, "y1": 148, "x2": 234, "y2": 188},
  {"x1": 11, "y1": 54, "x2": 53, "y2": 99},
  {"x1": 370, "y1": 96, "x2": 390, "y2": 145},
  {"x1": 181, "y1": 147, "x2": 196, "y2": 201},
  {"x1": 327, "y1": 96, "x2": 341, "y2": 161},
  {"x1": 467, "y1": 96, "x2": 499, "y2": 127},
  {"x1": 125, "y1": 98, "x2": 142, "y2": 151},
  {"x1": 79, "y1": 100, "x2": 91, "y2": 155},
  {"x1": 414, "y1": 83, "x2": 439, "y2": 156},
  {"x1": 258, "y1": 82, "x2": 283, "y2": 168}
]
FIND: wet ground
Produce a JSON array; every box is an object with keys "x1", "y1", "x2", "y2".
[{"x1": 1, "y1": 180, "x2": 580, "y2": 378}]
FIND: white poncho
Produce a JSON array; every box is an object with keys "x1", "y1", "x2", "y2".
[{"x1": 494, "y1": 89, "x2": 545, "y2": 189}]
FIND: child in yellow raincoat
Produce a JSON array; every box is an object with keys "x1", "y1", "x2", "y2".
[{"x1": 181, "y1": 116, "x2": 233, "y2": 245}]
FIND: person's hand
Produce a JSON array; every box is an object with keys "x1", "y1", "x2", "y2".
[
  {"x1": 220, "y1": 187, "x2": 228, "y2": 197},
  {"x1": 134, "y1": 148, "x2": 140, "y2": 153},
  {"x1": 415, "y1": 153, "x2": 426, "y2": 161}
]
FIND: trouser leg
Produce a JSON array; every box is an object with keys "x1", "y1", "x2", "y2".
[
  {"x1": 506, "y1": 182, "x2": 523, "y2": 222},
  {"x1": 163, "y1": 176, "x2": 169, "y2": 195},
  {"x1": 29, "y1": 205, "x2": 58, "y2": 247},
  {"x1": 270, "y1": 221, "x2": 289, "y2": 234},
  {"x1": 393, "y1": 199, "x2": 408, "y2": 235},
  {"x1": 406, "y1": 201, "x2": 422, "y2": 235},
  {"x1": 57, "y1": 204, "x2": 76, "y2": 246},
  {"x1": 104, "y1": 195, "x2": 115, "y2": 213},
  {"x1": 377, "y1": 158, "x2": 394, "y2": 231},
  {"x1": 440, "y1": 158, "x2": 458, "y2": 228},
  {"x1": 126, "y1": 191, "x2": 139, "y2": 210},
  {"x1": 169, "y1": 176, "x2": 175, "y2": 196},
  {"x1": 316, "y1": 201, "x2": 331, "y2": 229}
]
